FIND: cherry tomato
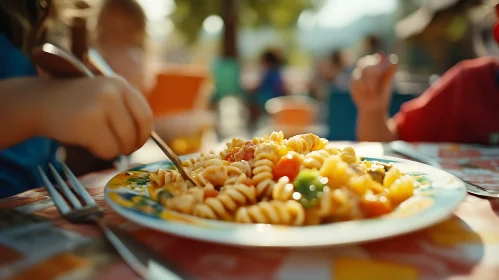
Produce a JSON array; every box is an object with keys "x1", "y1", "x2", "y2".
[
  {"x1": 273, "y1": 153, "x2": 301, "y2": 181},
  {"x1": 204, "y1": 189, "x2": 219, "y2": 199},
  {"x1": 360, "y1": 193, "x2": 393, "y2": 218}
]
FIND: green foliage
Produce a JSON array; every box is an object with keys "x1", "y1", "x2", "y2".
[{"x1": 171, "y1": 0, "x2": 324, "y2": 43}]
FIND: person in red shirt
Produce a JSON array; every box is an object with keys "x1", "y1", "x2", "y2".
[
  {"x1": 351, "y1": 54, "x2": 499, "y2": 145},
  {"x1": 351, "y1": 0, "x2": 499, "y2": 145}
]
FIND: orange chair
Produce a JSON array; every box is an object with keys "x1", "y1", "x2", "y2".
[
  {"x1": 148, "y1": 66, "x2": 209, "y2": 117},
  {"x1": 265, "y1": 95, "x2": 324, "y2": 138}
]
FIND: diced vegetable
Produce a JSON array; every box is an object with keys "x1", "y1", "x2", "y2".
[
  {"x1": 127, "y1": 176, "x2": 150, "y2": 185},
  {"x1": 279, "y1": 146, "x2": 290, "y2": 156},
  {"x1": 360, "y1": 193, "x2": 393, "y2": 218},
  {"x1": 293, "y1": 170, "x2": 327, "y2": 208},
  {"x1": 319, "y1": 156, "x2": 357, "y2": 188},
  {"x1": 368, "y1": 163, "x2": 386, "y2": 184},
  {"x1": 273, "y1": 153, "x2": 301, "y2": 181},
  {"x1": 223, "y1": 141, "x2": 256, "y2": 162},
  {"x1": 389, "y1": 176, "x2": 415, "y2": 206},
  {"x1": 348, "y1": 175, "x2": 371, "y2": 195},
  {"x1": 383, "y1": 167, "x2": 400, "y2": 188},
  {"x1": 340, "y1": 147, "x2": 357, "y2": 164},
  {"x1": 157, "y1": 189, "x2": 174, "y2": 206}
]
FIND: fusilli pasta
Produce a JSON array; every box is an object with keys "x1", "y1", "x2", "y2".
[
  {"x1": 272, "y1": 176, "x2": 294, "y2": 201},
  {"x1": 252, "y1": 142, "x2": 280, "y2": 199},
  {"x1": 284, "y1": 133, "x2": 327, "y2": 154},
  {"x1": 143, "y1": 131, "x2": 418, "y2": 226},
  {"x1": 235, "y1": 200, "x2": 305, "y2": 226},
  {"x1": 149, "y1": 169, "x2": 183, "y2": 188},
  {"x1": 303, "y1": 150, "x2": 331, "y2": 170},
  {"x1": 193, "y1": 184, "x2": 256, "y2": 221}
]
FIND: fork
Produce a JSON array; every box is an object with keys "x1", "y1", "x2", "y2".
[
  {"x1": 37, "y1": 163, "x2": 190, "y2": 280},
  {"x1": 31, "y1": 43, "x2": 199, "y2": 187}
]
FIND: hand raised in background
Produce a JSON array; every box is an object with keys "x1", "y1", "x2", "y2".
[{"x1": 350, "y1": 53, "x2": 398, "y2": 113}]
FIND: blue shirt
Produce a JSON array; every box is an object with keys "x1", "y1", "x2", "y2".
[
  {"x1": 255, "y1": 68, "x2": 285, "y2": 108},
  {"x1": 0, "y1": 34, "x2": 60, "y2": 198}
]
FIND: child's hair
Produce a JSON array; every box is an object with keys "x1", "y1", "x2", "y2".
[
  {"x1": 260, "y1": 48, "x2": 285, "y2": 69},
  {"x1": 364, "y1": 34, "x2": 382, "y2": 53},
  {"x1": 0, "y1": 0, "x2": 54, "y2": 54},
  {"x1": 95, "y1": 0, "x2": 147, "y2": 49},
  {"x1": 330, "y1": 49, "x2": 345, "y2": 68}
]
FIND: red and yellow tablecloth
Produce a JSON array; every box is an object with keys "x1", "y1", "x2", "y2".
[{"x1": 1, "y1": 143, "x2": 498, "y2": 280}]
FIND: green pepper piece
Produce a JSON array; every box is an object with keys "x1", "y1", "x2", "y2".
[
  {"x1": 293, "y1": 170, "x2": 326, "y2": 208},
  {"x1": 127, "y1": 176, "x2": 150, "y2": 185},
  {"x1": 157, "y1": 189, "x2": 174, "y2": 206}
]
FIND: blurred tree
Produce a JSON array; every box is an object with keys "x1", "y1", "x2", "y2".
[
  {"x1": 171, "y1": 0, "x2": 324, "y2": 112},
  {"x1": 171, "y1": 0, "x2": 324, "y2": 58}
]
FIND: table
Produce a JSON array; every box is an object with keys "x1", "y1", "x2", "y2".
[{"x1": 1, "y1": 142, "x2": 498, "y2": 280}]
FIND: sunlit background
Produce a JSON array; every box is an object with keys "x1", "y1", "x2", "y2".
[
  {"x1": 136, "y1": 0, "x2": 399, "y2": 65},
  {"x1": 56, "y1": 0, "x2": 493, "y2": 158}
]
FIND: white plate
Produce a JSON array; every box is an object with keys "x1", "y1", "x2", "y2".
[{"x1": 105, "y1": 155, "x2": 466, "y2": 248}]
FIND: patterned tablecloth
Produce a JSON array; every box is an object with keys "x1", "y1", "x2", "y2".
[{"x1": 1, "y1": 143, "x2": 498, "y2": 280}]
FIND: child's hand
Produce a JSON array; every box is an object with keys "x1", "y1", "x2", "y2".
[
  {"x1": 37, "y1": 76, "x2": 153, "y2": 159},
  {"x1": 350, "y1": 54, "x2": 398, "y2": 113}
]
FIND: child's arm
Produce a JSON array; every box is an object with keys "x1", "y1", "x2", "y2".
[
  {"x1": 350, "y1": 54, "x2": 398, "y2": 142},
  {"x1": 0, "y1": 76, "x2": 153, "y2": 159},
  {"x1": 0, "y1": 78, "x2": 43, "y2": 148},
  {"x1": 356, "y1": 111, "x2": 397, "y2": 142}
]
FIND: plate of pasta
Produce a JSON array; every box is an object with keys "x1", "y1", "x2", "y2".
[{"x1": 105, "y1": 132, "x2": 466, "y2": 247}]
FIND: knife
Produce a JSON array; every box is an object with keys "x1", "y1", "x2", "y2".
[{"x1": 389, "y1": 141, "x2": 499, "y2": 198}]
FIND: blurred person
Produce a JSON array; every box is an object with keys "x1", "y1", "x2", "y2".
[
  {"x1": 0, "y1": 0, "x2": 153, "y2": 198},
  {"x1": 309, "y1": 49, "x2": 351, "y2": 100},
  {"x1": 247, "y1": 48, "x2": 289, "y2": 126},
  {"x1": 329, "y1": 49, "x2": 353, "y2": 94},
  {"x1": 360, "y1": 34, "x2": 384, "y2": 57},
  {"x1": 365, "y1": 34, "x2": 383, "y2": 54},
  {"x1": 94, "y1": 0, "x2": 147, "y2": 93},
  {"x1": 309, "y1": 49, "x2": 353, "y2": 124},
  {"x1": 351, "y1": 0, "x2": 499, "y2": 145},
  {"x1": 307, "y1": 57, "x2": 332, "y2": 125},
  {"x1": 352, "y1": 53, "x2": 499, "y2": 144},
  {"x1": 396, "y1": 0, "x2": 483, "y2": 75},
  {"x1": 64, "y1": 0, "x2": 149, "y2": 176},
  {"x1": 350, "y1": 0, "x2": 499, "y2": 145},
  {"x1": 308, "y1": 58, "x2": 332, "y2": 101}
]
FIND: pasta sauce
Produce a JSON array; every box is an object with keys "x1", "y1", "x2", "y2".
[{"x1": 223, "y1": 141, "x2": 256, "y2": 162}]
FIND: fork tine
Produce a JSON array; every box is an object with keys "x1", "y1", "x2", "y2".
[
  {"x1": 61, "y1": 162, "x2": 96, "y2": 205},
  {"x1": 38, "y1": 166, "x2": 71, "y2": 214},
  {"x1": 49, "y1": 163, "x2": 82, "y2": 208}
]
